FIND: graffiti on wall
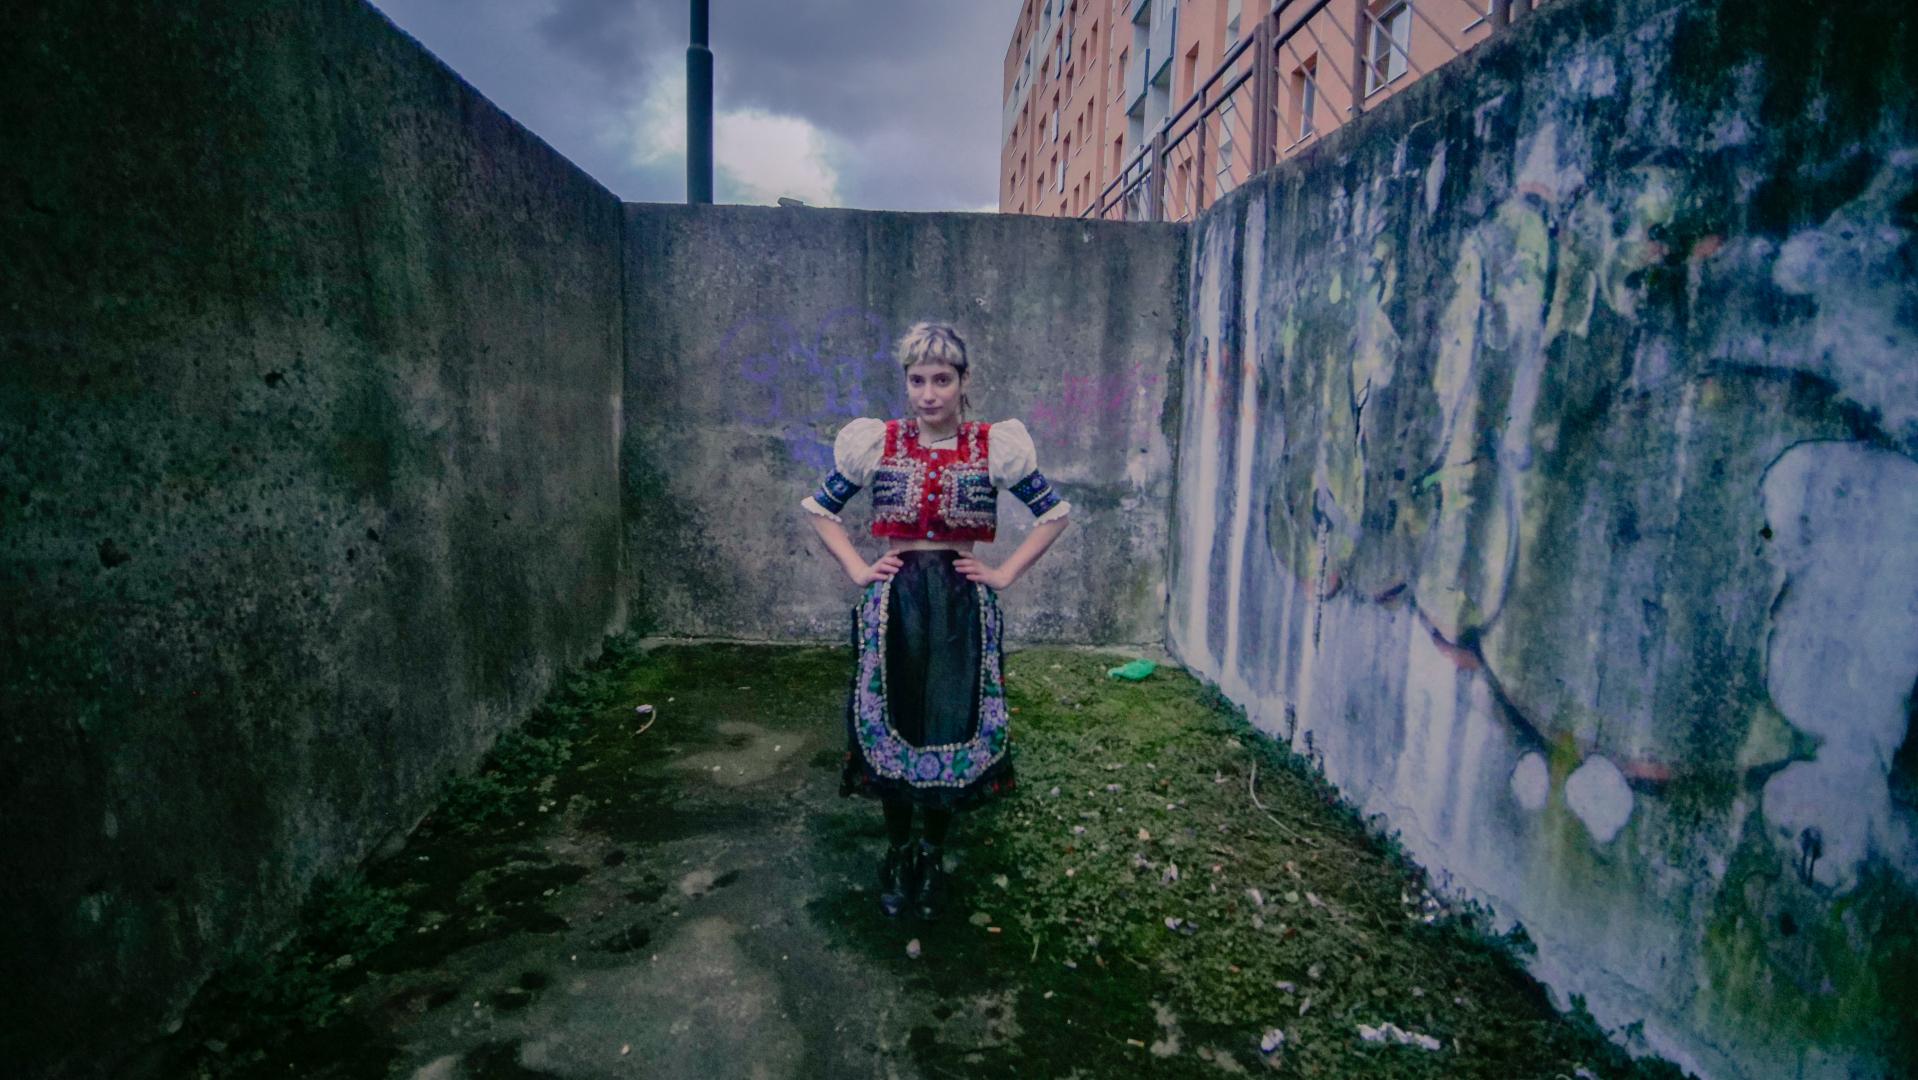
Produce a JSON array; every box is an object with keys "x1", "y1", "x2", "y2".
[
  {"x1": 720, "y1": 308, "x2": 901, "y2": 472},
  {"x1": 723, "y1": 311, "x2": 1157, "y2": 469},
  {"x1": 1026, "y1": 364, "x2": 1160, "y2": 449}
]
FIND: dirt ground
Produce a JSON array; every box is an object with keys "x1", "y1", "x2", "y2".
[{"x1": 148, "y1": 637, "x2": 1689, "y2": 1080}]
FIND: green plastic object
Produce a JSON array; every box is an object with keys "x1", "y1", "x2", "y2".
[{"x1": 1106, "y1": 659, "x2": 1157, "y2": 681}]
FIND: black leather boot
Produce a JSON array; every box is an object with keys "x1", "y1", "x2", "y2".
[
  {"x1": 878, "y1": 843, "x2": 916, "y2": 918},
  {"x1": 913, "y1": 842, "x2": 947, "y2": 921}
]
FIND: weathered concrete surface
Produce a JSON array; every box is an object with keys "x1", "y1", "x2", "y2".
[
  {"x1": 1168, "y1": 0, "x2": 1918, "y2": 1076},
  {"x1": 623, "y1": 204, "x2": 1185, "y2": 646},
  {"x1": 0, "y1": 1, "x2": 627, "y2": 1074}
]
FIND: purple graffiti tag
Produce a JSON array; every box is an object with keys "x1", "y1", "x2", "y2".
[
  {"x1": 783, "y1": 425, "x2": 837, "y2": 472},
  {"x1": 815, "y1": 308, "x2": 897, "y2": 422},
  {"x1": 721, "y1": 315, "x2": 804, "y2": 425},
  {"x1": 722, "y1": 309, "x2": 898, "y2": 472}
]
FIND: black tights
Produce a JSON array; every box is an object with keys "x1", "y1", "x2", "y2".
[{"x1": 883, "y1": 799, "x2": 951, "y2": 849}]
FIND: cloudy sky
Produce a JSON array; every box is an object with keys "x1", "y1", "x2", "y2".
[{"x1": 368, "y1": 0, "x2": 1023, "y2": 211}]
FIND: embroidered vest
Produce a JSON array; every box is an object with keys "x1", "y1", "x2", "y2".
[
  {"x1": 870, "y1": 420, "x2": 998, "y2": 542},
  {"x1": 807, "y1": 419, "x2": 1064, "y2": 539}
]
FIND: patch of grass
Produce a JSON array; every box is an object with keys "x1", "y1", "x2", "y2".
[
  {"x1": 152, "y1": 639, "x2": 1691, "y2": 1080},
  {"x1": 814, "y1": 647, "x2": 1691, "y2": 1079}
]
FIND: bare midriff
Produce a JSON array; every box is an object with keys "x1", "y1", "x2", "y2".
[{"x1": 885, "y1": 537, "x2": 976, "y2": 556}]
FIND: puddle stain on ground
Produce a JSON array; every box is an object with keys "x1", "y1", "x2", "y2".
[
  {"x1": 674, "y1": 721, "x2": 810, "y2": 788},
  {"x1": 144, "y1": 640, "x2": 1689, "y2": 1080}
]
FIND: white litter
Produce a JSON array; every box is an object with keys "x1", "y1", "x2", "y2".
[
  {"x1": 1357, "y1": 1022, "x2": 1443, "y2": 1051},
  {"x1": 1260, "y1": 1029, "x2": 1286, "y2": 1053},
  {"x1": 1245, "y1": 888, "x2": 1265, "y2": 908},
  {"x1": 1161, "y1": 862, "x2": 1180, "y2": 885},
  {"x1": 905, "y1": 939, "x2": 921, "y2": 959}
]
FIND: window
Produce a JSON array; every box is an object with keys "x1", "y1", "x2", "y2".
[
  {"x1": 1115, "y1": 47, "x2": 1129, "y2": 98},
  {"x1": 1292, "y1": 57, "x2": 1318, "y2": 139},
  {"x1": 1182, "y1": 44, "x2": 1199, "y2": 103},
  {"x1": 1366, "y1": 2, "x2": 1411, "y2": 94},
  {"x1": 1113, "y1": 135, "x2": 1125, "y2": 173},
  {"x1": 1050, "y1": 100, "x2": 1060, "y2": 142}
]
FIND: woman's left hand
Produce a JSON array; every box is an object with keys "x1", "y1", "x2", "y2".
[{"x1": 953, "y1": 556, "x2": 1015, "y2": 591}]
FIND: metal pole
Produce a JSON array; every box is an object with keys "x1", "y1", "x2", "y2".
[
  {"x1": 1148, "y1": 127, "x2": 1168, "y2": 222},
  {"x1": 1491, "y1": 0, "x2": 1511, "y2": 30},
  {"x1": 1349, "y1": 0, "x2": 1367, "y2": 118},
  {"x1": 1251, "y1": 15, "x2": 1275, "y2": 173},
  {"x1": 1196, "y1": 86, "x2": 1208, "y2": 213},
  {"x1": 687, "y1": 0, "x2": 713, "y2": 204}
]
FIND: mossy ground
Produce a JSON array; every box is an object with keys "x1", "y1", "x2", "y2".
[{"x1": 149, "y1": 637, "x2": 1688, "y2": 1080}]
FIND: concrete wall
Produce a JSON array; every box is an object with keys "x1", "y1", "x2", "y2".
[
  {"x1": 0, "y1": 1, "x2": 627, "y2": 1073},
  {"x1": 1169, "y1": 0, "x2": 1917, "y2": 1075},
  {"x1": 624, "y1": 204, "x2": 1185, "y2": 645}
]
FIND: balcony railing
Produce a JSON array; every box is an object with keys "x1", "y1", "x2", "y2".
[{"x1": 1086, "y1": 0, "x2": 1542, "y2": 222}]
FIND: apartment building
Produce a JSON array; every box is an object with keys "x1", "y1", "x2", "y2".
[{"x1": 1000, "y1": 0, "x2": 1514, "y2": 219}]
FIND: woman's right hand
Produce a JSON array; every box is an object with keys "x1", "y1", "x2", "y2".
[{"x1": 850, "y1": 554, "x2": 904, "y2": 586}]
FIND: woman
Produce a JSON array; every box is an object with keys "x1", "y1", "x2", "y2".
[{"x1": 801, "y1": 322, "x2": 1070, "y2": 920}]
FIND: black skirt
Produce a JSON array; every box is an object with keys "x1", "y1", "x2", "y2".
[{"x1": 840, "y1": 551, "x2": 1015, "y2": 809}]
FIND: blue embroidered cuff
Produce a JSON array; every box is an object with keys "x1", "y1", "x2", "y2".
[
  {"x1": 813, "y1": 470, "x2": 861, "y2": 515},
  {"x1": 1009, "y1": 470, "x2": 1061, "y2": 517}
]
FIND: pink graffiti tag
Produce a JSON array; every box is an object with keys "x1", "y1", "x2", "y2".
[{"x1": 1027, "y1": 364, "x2": 1158, "y2": 448}]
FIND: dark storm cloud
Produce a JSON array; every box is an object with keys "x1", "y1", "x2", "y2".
[
  {"x1": 534, "y1": 0, "x2": 667, "y2": 89},
  {"x1": 373, "y1": 0, "x2": 1020, "y2": 210}
]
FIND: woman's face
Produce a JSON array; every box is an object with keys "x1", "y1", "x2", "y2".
[{"x1": 905, "y1": 360, "x2": 966, "y2": 428}]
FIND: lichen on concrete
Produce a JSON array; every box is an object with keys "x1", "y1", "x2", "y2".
[{"x1": 1166, "y1": 0, "x2": 1918, "y2": 1075}]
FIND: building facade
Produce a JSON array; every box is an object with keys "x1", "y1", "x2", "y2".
[{"x1": 1000, "y1": 0, "x2": 1516, "y2": 219}]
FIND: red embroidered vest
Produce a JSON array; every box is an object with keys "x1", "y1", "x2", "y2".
[{"x1": 870, "y1": 420, "x2": 998, "y2": 542}]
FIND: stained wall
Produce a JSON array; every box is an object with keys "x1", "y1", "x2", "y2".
[
  {"x1": 1169, "y1": 0, "x2": 1917, "y2": 1075},
  {"x1": 0, "y1": 1, "x2": 627, "y2": 1073}
]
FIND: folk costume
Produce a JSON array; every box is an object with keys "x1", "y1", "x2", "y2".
[{"x1": 801, "y1": 417, "x2": 1070, "y2": 812}]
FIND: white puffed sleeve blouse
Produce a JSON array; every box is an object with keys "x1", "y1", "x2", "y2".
[{"x1": 800, "y1": 418, "x2": 1071, "y2": 526}]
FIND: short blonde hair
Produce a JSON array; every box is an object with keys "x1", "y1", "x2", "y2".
[{"x1": 895, "y1": 322, "x2": 969, "y2": 376}]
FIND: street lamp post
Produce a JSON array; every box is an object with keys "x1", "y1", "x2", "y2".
[{"x1": 687, "y1": 0, "x2": 713, "y2": 204}]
